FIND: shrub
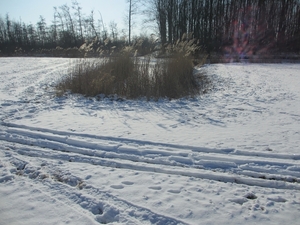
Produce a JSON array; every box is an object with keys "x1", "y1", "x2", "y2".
[
  {"x1": 56, "y1": 53, "x2": 207, "y2": 100},
  {"x1": 151, "y1": 53, "x2": 197, "y2": 98}
]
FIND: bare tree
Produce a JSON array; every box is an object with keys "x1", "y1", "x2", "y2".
[
  {"x1": 126, "y1": 0, "x2": 140, "y2": 44},
  {"x1": 109, "y1": 21, "x2": 118, "y2": 40},
  {"x1": 36, "y1": 16, "x2": 47, "y2": 46},
  {"x1": 72, "y1": 0, "x2": 84, "y2": 44},
  {"x1": 88, "y1": 10, "x2": 99, "y2": 40},
  {"x1": 60, "y1": 4, "x2": 76, "y2": 44},
  {"x1": 0, "y1": 16, "x2": 8, "y2": 44},
  {"x1": 54, "y1": 7, "x2": 65, "y2": 32}
]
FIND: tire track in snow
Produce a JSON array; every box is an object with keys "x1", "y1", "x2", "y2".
[{"x1": 1, "y1": 123, "x2": 300, "y2": 190}]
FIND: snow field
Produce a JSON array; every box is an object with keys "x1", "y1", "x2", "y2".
[{"x1": 0, "y1": 58, "x2": 300, "y2": 224}]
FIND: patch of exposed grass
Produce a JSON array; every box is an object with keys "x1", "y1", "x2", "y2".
[{"x1": 56, "y1": 53, "x2": 208, "y2": 100}]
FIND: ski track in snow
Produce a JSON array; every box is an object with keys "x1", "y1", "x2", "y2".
[
  {"x1": 1, "y1": 58, "x2": 300, "y2": 224},
  {"x1": 1, "y1": 123, "x2": 300, "y2": 189}
]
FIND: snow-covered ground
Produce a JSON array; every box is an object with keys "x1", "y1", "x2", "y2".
[{"x1": 0, "y1": 57, "x2": 300, "y2": 224}]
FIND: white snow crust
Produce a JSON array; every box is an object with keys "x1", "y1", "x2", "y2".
[{"x1": 0, "y1": 57, "x2": 300, "y2": 224}]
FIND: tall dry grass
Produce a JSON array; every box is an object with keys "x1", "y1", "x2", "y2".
[{"x1": 56, "y1": 52, "x2": 207, "y2": 100}]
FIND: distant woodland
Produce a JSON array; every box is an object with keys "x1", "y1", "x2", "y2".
[{"x1": 0, "y1": 0, "x2": 300, "y2": 58}]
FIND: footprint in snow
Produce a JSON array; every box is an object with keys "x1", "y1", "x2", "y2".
[
  {"x1": 1, "y1": 103, "x2": 12, "y2": 106},
  {"x1": 167, "y1": 189, "x2": 181, "y2": 194},
  {"x1": 110, "y1": 185, "x2": 124, "y2": 189},
  {"x1": 228, "y1": 197, "x2": 248, "y2": 205},
  {"x1": 148, "y1": 186, "x2": 162, "y2": 190},
  {"x1": 85, "y1": 175, "x2": 92, "y2": 180},
  {"x1": 267, "y1": 196, "x2": 287, "y2": 203},
  {"x1": 121, "y1": 181, "x2": 134, "y2": 185}
]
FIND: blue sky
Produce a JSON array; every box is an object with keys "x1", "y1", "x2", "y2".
[{"x1": 0, "y1": 0, "x2": 145, "y2": 35}]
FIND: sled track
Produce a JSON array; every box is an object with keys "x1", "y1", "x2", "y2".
[{"x1": 1, "y1": 122, "x2": 300, "y2": 191}]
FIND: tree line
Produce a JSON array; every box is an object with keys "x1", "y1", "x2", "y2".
[
  {"x1": 147, "y1": 0, "x2": 300, "y2": 55},
  {"x1": 0, "y1": 1, "x2": 124, "y2": 55},
  {"x1": 1, "y1": 0, "x2": 300, "y2": 57}
]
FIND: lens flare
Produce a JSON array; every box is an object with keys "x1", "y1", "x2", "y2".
[{"x1": 223, "y1": 6, "x2": 276, "y2": 63}]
